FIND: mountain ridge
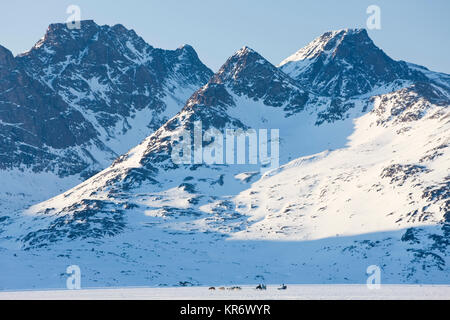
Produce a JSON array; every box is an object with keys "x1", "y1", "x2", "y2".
[
  {"x1": 0, "y1": 19, "x2": 213, "y2": 224},
  {"x1": 279, "y1": 28, "x2": 431, "y2": 97},
  {"x1": 0, "y1": 26, "x2": 449, "y2": 288},
  {"x1": 0, "y1": 20, "x2": 213, "y2": 177}
]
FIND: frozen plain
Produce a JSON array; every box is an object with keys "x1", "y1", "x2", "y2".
[{"x1": 1, "y1": 285, "x2": 449, "y2": 300}]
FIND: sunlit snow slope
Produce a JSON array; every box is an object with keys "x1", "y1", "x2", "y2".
[{"x1": 0, "y1": 29, "x2": 449, "y2": 290}]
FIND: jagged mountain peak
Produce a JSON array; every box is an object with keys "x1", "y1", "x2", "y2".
[
  {"x1": 279, "y1": 28, "x2": 370, "y2": 64},
  {"x1": 279, "y1": 28, "x2": 427, "y2": 97},
  {"x1": 15, "y1": 18, "x2": 213, "y2": 110},
  {"x1": 209, "y1": 46, "x2": 309, "y2": 110},
  {"x1": 174, "y1": 44, "x2": 203, "y2": 63},
  {"x1": 236, "y1": 45, "x2": 257, "y2": 55},
  {"x1": 19, "y1": 20, "x2": 152, "y2": 64},
  {"x1": 43, "y1": 20, "x2": 136, "y2": 39},
  {"x1": 177, "y1": 44, "x2": 195, "y2": 52},
  {"x1": 17, "y1": 20, "x2": 212, "y2": 81},
  {"x1": 0, "y1": 20, "x2": 213, "y2": 179},
  {"x1": 25, "y1": 20, "x2": 208, "y2": 71},
  {"x1": 213, "y1": 45, "x2": 273, "y2": 81}
]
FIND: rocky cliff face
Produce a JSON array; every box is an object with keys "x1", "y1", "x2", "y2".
[
  {"x1": 0, "y1": 45, "x2": 99, "y2": 176},
  {"x1": 1, "y1": 20, "x2": 213, "y2": 178},
  {"x1": 279, "y1": 29, "x2": 428, "y2": 97}
]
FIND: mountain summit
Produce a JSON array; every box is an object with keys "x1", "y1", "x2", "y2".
[
  {"x1": 210, "y1": 46, "x2": 310, "y2": 112},
  {"x1": 0, "y1": 20, "x2": 212, "y2": 178},
  {"x1": 279, "y1": 28, "x2": 426, "y2": 97}
]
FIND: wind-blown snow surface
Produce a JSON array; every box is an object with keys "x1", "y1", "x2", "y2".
[
  {"x1": 1, "y1": 29, "x2": 449, "y2": 291},
  {"x1": 1, "y1": 285, "x2": 449, "y2": 300}
]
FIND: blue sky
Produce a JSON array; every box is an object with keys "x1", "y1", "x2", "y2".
[{"x1": 1, "y1": 0, "x2": 449, "y2": 72}]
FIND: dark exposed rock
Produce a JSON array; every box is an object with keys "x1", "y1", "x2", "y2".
[
  {"x1": 0, "y1": 20, "x2": 213, "y2": 177},
  {"x1": 0, "y1": 46, "x2": 99, "y2": 175},
  {"x1": 402, "y1": 228, "x2": 421, "y2": 244},
  {"x1": 373, "y1": 82, "x2": 450, "y2": 126},
  {"x1": 212, "y1": 47, "x2": 309, "y2": 113},
  {"x1": 280, "y1": 29, "x2": 428, "y2": 97},
  {"x1": 22, "y1": 199, "x2": 126, "y2": 248},
  {"x1": 316, "y1": 99, "x2": 354, "y2": 125},
  {"x1": 0, "y1": 45, "x2": 16, "y2": 72},
  {"x1": 381, "y1": 164, "x2": 430, "y2": 186},
  {"x1": 422, "y1": 178, "x2": 450, "y2": 215}
]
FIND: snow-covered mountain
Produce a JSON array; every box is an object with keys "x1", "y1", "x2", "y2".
[
  {"x1": 17, "y1": 21, "x2": 213, "y2": 161},
  {"x1": 0, "y1": 20, "x2": 212, "y2": 214},
  {"x1": 0, "y1": 28, "x2": 449, "y2": 289},
  {"x1": 15, "y1": 46, "x2": 355, "y2": 246},
  {"x1": 235, "y1": 81, "x2": 449, "y2": 240},
  {"x1": 278, "y1": 28, "x2": 442, "y2": 97}
]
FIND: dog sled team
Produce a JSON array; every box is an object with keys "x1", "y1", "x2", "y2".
[{"x1": 209, "y1": 284, "x2": 287, "y2": 291}]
